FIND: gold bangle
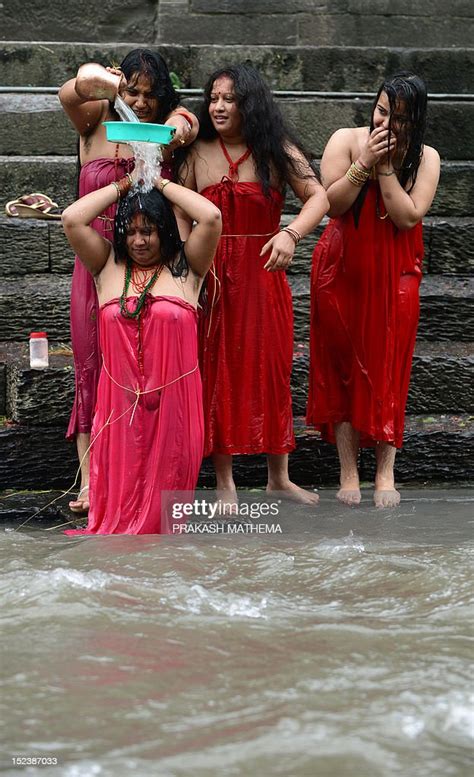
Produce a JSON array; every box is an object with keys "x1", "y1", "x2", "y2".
[
  {"x1": 378, "y1": 169, "x2": 397, "y2": 176},
  {"x1": 351, "y1": 161, "x2": 369, "y2": 179},
  {"x1": 159, "y1": 178, "x2": 171, "y2": 193},
  {"x1": 346, "y1": 162, "x2": 370, "y2": 187},
  {"x1": 117, "y1": 176, "x2": 132, "y2": 198},
  {"x1": 281, "y1": 226, "x2": 301, "y2": 245},
  {"x1": 111, "y1": 181, "x2": 120, "y2": 201}
]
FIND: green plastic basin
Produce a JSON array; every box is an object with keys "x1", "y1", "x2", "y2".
[{"x1": 103, "y1": 122, "x2": 176, "y2": 144}]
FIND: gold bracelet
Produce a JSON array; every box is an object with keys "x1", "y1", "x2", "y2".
[
  {"x1": 281, "y1": 226, "x2": 302, "y2": 245},
  {"x1": 346, "y1": 162, "x2": 370, "y2": 187},
  {"x1": 378, "y1": 169, "x2": 397, "y2": 176},
  {"x1": 159, "y1": 178, "x2": 171, "y2": 193},
  {"x1": 117, "y1": 176, "x2": 132, "y2": 198},
  {"x1": 111, "y1": 181, "x2": 121, "y2": 201},
  {"x1": 349, "y1": 161, "x2": 370, "y2": 181}
]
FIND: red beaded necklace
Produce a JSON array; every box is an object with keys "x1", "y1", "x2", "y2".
[{"x1": 130, "y1": 262, "x2": 164, "y2": 294}]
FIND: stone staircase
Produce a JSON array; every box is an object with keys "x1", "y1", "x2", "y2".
[{"x1": 1, "y1": 2, "x2": 473, "y2": 490}]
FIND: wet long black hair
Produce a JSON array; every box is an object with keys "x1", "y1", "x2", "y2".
[
  {"x1": 174, "y1": 63, "x2": 315, "y2": 195},
  {"x1": 114, "y1": 188, "x2": 187, "y2": 277},
  {"x1": 118, "y1": 48, "x2": 180, "y2": 122},
  {"x1": 370, "y1": 71, "x2": 427, "y2": 192}
]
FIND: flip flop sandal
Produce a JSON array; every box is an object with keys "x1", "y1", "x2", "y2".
[{"x1": 5, "y1": 192, "x2": 62, "y2": 220}]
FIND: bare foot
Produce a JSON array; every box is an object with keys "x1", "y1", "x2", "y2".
[
  {"x1": 337, "y1": 488, "x2": 361, "y2": 506},
  {"x1": 215, "y1": 488, "x2": 239, "y2": 517},
  {"x1": 267, "y1": 481, "x2": 319, "y2": 505},
  {"x1": 337, "y1": 475, "x2": 361, "y2": 506},
  {"x1": 374, "y1": 488, "x2": 400, "y2": 508},
  {"x1": 69, "y1": 485, "x2": 89, "y2": 514}
]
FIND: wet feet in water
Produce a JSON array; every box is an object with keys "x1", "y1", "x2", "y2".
[
  {"x1": 374, "y1": 489, "x2": 401, "y2": 508},
  {"x1": 337, "y1": 488, "x2": 361, "y2": 506},
  {"x1": 267, "y1": 482, "x2": 319, "y2": 505},
  {"x1": 214, "y1": 488, "x2": 239, "y2": 518}
]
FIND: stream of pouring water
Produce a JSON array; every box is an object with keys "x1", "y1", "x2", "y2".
[{"x1": 114, "y1": 95, "x2": 163, "y2": 192}]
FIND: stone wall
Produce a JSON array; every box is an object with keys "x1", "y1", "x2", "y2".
[{"x1": 2, "y1": 0, "x2": 473, "y2": 46}]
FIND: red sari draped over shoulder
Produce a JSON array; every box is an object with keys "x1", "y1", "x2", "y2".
[
  {"x1": 200, "y1": 146, "x2": 294, "y2": 456},
  {"x1": 65, "y1": 295, "x2": 203, "y2": 535},
  {"x1": 66, "y1": 154, "x2": 172, "y2": 440},
  {"x1": 307, "y1": 181, "x2": 423, "y2": 448}
]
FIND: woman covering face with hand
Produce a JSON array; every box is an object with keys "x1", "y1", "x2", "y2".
[{"x1": 307, "y1": 72, "x2": 440, "y2": 508}]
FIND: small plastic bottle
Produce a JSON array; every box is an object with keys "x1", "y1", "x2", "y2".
[{"x1": 29, "y1": 332, "x2": 49, "y2": 369}]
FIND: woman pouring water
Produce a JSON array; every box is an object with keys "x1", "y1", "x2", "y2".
[{"x1": 59, "y1": 49, "x2": 199, "y2": 515}]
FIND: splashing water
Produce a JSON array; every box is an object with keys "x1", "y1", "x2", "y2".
[
  {"x1": 113, "y1": 95, "x2": 164, "y2": 193},
  {"x1": 113, "y1": 95, "x2": 139, "y2": 123},
  {"x1": 130, "y1": 142, "x2": 163, "y2": 193}
]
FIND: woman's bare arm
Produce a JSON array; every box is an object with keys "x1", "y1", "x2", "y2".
[
  {"x1": 62, "y1": 184, "x2": 118, "y2": 275},
  {"x1": 322, "y1": 126, "x2": 395, "y2": 217},
  {"x1": 377, "y1": 145, "x2": 440, "y2": 229},
  {"x1": 261, "y1": 147, "x2": 329, "y2": 271},
  {"x1": 156, "y1": 177, "x2": 221, "y2": 278}
]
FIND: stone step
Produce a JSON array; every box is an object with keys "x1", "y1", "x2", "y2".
[
  {"x1": 0, "y1": 216, "x2": 72, "y2": 276},
  {"x1": 1, "y1": 214, "x2": 472, "y2": 279},
  {"x1": 1, "y1": 156, "x2": 473, "y2": 217},
  {"x1": 291, "y1": 275, "x2": 474, "y2": 343},
  {"x1": 0, "y1": 273, "x2": 472, "y2": 344},
  {"x1": 2, "y1": 339, "x2": 471, "y2": 432},
  {"x1": 291, "y1": 341, "x2": 474, "y2": 417},
  {"x1": 1, "y1": 42, "x2": 473, "y2": 96},
  {"x1": 1, "y1": 412, "x2": 472, "y2": 490},
  {"x1": 1, "y1": 344, "x2": 74, "y2": 427},
  {"x1": 1, "y1": 92, "x2": 472, "y2": 160},
  {"x1": 212, "y1": 414, "x2": 474, "y2": 487},
  {"x1": 1, "y1": 8, "x2": 474, "y2": 57}
]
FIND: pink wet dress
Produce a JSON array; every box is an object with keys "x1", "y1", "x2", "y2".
[
  {"x1": 65, "y1": 294, "x2": 203, "y2": 535},
  {"x1": 66, "y1": 155, "x2": 172, "y2": 439}
]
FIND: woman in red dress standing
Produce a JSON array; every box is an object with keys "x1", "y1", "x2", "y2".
[
  {"x1": 307, "y1": 73, "x2": 440, "y2": 507},
  {"x1": 177, "y1": 64, "x2": 328, "y2": 508}
]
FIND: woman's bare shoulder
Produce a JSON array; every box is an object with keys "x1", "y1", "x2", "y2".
[{"x1": 422, "y1": 144, "x2": 441, "y2": 165}]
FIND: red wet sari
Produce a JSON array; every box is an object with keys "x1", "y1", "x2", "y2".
[
  {"x1": 200, "y1": 142, "x2": 294, "y2": 456},
  {"x1": 307, "y1": 181, "x2": 423, "y2": 448}
]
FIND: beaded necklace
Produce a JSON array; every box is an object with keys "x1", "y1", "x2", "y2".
[
  {"x1": 119, "y1": 258, "x2": 164, "y2": 374},
  {"x1": 119, "y1": 258, "x2": 163, "y2": 319}
]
